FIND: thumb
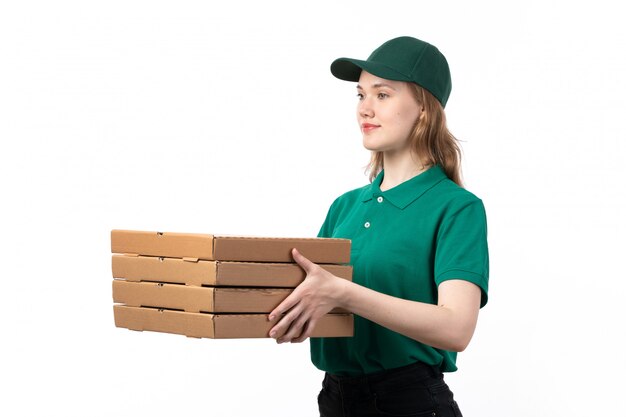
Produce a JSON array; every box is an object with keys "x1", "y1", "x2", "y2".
[{"x1": 291, "y1": 248, "x2": 316, "y2": 274}]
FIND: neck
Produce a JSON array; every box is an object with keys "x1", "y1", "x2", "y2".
[{"x1": 380, "y1": 150, "x2": 431, "y2": 191}]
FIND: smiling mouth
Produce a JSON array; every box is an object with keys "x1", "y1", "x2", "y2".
[{"x1": 362, "y1": 124, "x2": 380, "y2": 132}]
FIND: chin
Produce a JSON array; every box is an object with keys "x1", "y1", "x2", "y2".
[
  {"x1": 362, "y1": 142, "x2": 389, "y2": 152},
  {"x1": 362, "y1": 139, "x2": 384, "y2": 152}
]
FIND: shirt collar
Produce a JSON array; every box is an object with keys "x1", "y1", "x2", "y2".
[{"x1": 361, "y1": 165, "x2": 448, "y2": 209}]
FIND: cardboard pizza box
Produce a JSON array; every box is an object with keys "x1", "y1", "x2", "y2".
[
  {"x1": 112, "y1": 254, "x2": 352, "y2": 287},
  {"x1": 111, "y1": 230, "x2": 351, "y2": 264},
  {"x1": 113, "y1": 305, "x2": 354, "y2": 338}
]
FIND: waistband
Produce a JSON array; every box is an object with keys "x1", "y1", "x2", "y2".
[{"x1": 324, "y1": 361, "x2": 441, "y2": 395}]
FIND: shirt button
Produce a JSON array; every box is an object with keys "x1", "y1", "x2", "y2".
[
  {"x1": 377, "y1": 196, "x2": 383, "y2": 203},
  {"x1": 364, "y1": 222, "x2": 371, "y2": 228}
]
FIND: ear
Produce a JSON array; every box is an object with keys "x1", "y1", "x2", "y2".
[{"x1": 417, "y1": 107, "x2": 425, "y2": 122}]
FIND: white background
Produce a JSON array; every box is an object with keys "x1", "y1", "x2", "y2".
[{"x1": 1, "y1": 1, "x2": 624, "y2": 416}]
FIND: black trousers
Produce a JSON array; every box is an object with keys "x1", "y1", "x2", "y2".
[{"x1": 318, "y1": 362, "x2": 463, "y2": 417}]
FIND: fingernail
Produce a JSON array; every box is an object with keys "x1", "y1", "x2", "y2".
[
  {"x1": 269, "y1": 331, "x2": 276, "y2": 338},
  {"x1": 268, "y1": 315, "x2": 274, "y2": 321}
]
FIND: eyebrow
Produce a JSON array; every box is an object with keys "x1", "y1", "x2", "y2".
[{"x1": 356, "y1": 83, "x2": 397, "y2": 91}]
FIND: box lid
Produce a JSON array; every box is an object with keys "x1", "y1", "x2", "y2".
[{"x1": 111, "y1": 230, "x2": 351, "y2": 263}]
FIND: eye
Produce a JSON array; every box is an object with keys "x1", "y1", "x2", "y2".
[
  {"x1": 377, "y1": 92, "x2": 389, "y2": 99},
  {"x1": 356, "y1": 92, "x2": 364, "y2": 100}
]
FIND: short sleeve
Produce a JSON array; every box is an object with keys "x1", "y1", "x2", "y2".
[
  {"x1": 434, "y1": 199, "x2": 490, "y2": 308},
  {"x1": 317, "y1": 196, "x2": 341, "y2": 238},
  {"x1": 317, "y1": 212, "x2": 332, "y2": 238}
]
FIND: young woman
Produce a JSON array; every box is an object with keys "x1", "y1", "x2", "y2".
[{"x1": 269, "y1": 36, "x2": 489, "y2": 417}]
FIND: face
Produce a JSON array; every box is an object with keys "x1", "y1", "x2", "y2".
[{"x1": 356, "y1": 71, "x2": 422, "y2": 153}]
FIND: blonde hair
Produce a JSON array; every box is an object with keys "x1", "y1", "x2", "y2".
[{"x1": 366, "y1": 83, "x2": 463, "y2": 187}]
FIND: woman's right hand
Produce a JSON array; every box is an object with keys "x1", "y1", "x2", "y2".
[{"x1": 267, "y1": 248, "x2": 348, "y2": 344}]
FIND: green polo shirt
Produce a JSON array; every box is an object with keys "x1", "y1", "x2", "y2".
[{"x1": 310, "y1": 164, "x2": 489, "y2": 375}]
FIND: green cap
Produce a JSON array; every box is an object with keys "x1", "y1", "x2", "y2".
[{"x1": 331, "y1": 36, "x2": 452, "y2": 107}]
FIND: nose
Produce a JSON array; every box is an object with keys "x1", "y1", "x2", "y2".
[{"x1": 358, "y1": 96, "x2": 374, "y2": 118}]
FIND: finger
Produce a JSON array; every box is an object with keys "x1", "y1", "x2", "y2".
[
  {"x1": 278, "y1": 310, "x2": 310, "y2": 343},
  {"x1": 291, "y1": 318, "x2": 317, "y2": 343},
  {"x1": 269, "y1": 304, "x2": 302, "y2": 339},
  {"x1": 292, "y1": 248, "x2": 317, "y2": 275},
  {"x1": 269, "y1": 316, "x2": 290, "y2": 340},
  {"x1": 268, "y1": 288, "x2": 301, "y2": 321}
]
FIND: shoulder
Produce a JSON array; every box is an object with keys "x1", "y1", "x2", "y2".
[{"x1": 430, "y1": 177, "x2": 486, "y2": 217}]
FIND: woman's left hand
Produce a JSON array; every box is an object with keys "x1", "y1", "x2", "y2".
[{"x1": 268, "y1": 248, "x2": 347, "y2": 344}]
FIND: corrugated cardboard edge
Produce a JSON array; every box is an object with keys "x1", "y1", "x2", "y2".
[
  {"x1": 111, "y1": 230, "x2": 214, "y2": 260},
  {"x1": 112, "y1": 280, "x2": 348, "y2": 313},
  {"x1": 217, "y1": 262, "x2": 353, "y2": 286},
  {"x1": 213, "y1": 236, "x2": 350, "y2": 263},
  {"x1": 112, "y1": 255, "x2": 217, "y2": 286},
  {"x1": 114, "y1": 305, "x2": 214, "y2": 338},
  {"x1": 112, "y1": 281, "x2": 298, "y2": 313},
  {"x1": 213, "y1": 313, "x2": 354, "y2": 338},
  {"x1": 112, "y1": 280, "x2": 216, "y2": 312},
  {"x1": 113, "y1": 305, "x2": 353, "y2": 338},
  {"x1": 111, "y1": 230, "x2": 351, "y2": 263},
  {"x1": 213, "y1": 287, "x2": 292, "y2": 313},
  {"x1": 112, "y1": 255, "x2": 352, "y2": 287}
]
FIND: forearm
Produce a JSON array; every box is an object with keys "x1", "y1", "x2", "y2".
[{"x1": 335, "y1": 279, "x2": 478, "y2": 352}]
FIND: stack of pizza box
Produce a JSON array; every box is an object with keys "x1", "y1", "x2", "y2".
[{"x1": 111, "y1": 230, "x2": 354, "y2": 339}]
